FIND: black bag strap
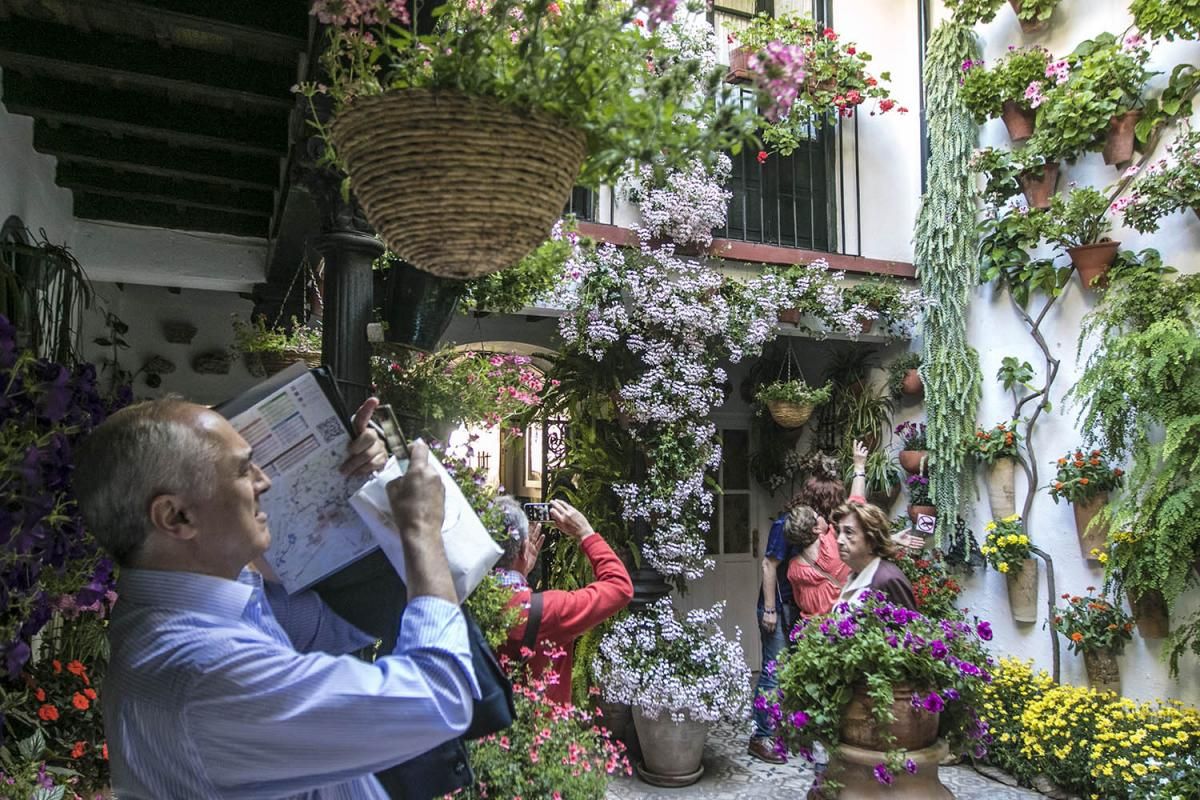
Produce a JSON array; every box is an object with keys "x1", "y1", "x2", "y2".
[{"x1": 520, "y1": 592, "x2": 545, "y2": 661}]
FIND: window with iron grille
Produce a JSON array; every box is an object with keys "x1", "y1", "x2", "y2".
[{"x1": 563, "y1": 187, "x2": 596, "y2": 222}]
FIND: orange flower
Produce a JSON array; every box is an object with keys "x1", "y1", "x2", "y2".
[
  {"x1": 1057, "y1": 458, "x2": 1067, "y2": 466},
  {"x1": 102, "y1": 743, "x2": 109, "y2": 761},
  {"x1": 1107, "y1": 624, "x2": 1118, "y2": 631},
  {"x1": 1055, "y1": 482, "x2": 1064, "y2": 490},
  {"x1": 1113, "y1": 468, "x2": 1124, "y2": 477},
  {"x1": 84, "y1": 687, "x2": 97, "y2": 700},
  {"x1": 72, "y1": 692, "x2": 90, "y2": 711},
  {"x1": 1091, "y1": 450, "x2": 1101, "y2": 457},
  {"x1": 1090, "y1": 458, "x2": 1100, "y2": 466},
  {"x1": 71, "y1": 741, "x2": 86, "y2": 759},
  {"x1": 52, "y1": 659, "x2": 62, "y2": 673},
  {"x1": 35, "y1": 688, "x2": 46, "y2": 702},
  {"x1": 1074, "y1": 460, "x2": 1086, "y2": 468},
  {"x1": 1071, "y1": 632, "x2": 1084, "y2": 642},
  {"x1": 1080, "y1": 477, "x2": 1090, "y2": 485},
  {"x1": 67, "y1": 660, "x2": 87, "y2": 677},
  {"x1": 1005, "y1": 433, "x2": 1014, "y2": 444},
  {"x1": 1124, "y1": 623, "x2": 1134, "y2": 632},
  {"x1": 37, "y1": 704, "x2": 59, "y2": 722}
]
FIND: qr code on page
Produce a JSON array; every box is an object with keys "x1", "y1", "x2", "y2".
[{"x1": 316, "y1": 415, "x2": 344, "y2": 443}]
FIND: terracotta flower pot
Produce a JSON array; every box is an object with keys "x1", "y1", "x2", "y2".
[
  {"x1": 1072, "y1": 493, "x2": 1109, "y2": 564},
  {"x1": 1000, "y1": 100, "x2": 1036, "y2": 142},
  {"x1": 1127, "y1": 588, "x2": 1170, "y2": 639},
  {"x1": 898, "y1": 450, "x2": 927, "y2": 474},
  {"x1": 1068, "y1": 241, "x2": 1120, "y2": 291},
  {"x1": 827, "y1": 740, "x2": 953, "y2": 799},
  {"x1": 1103, "y1": 111, "x2": 1142, "y2": 166},
  {"x1": 900, "y1": 369, "x2": 924, "y2": 399},
  {"x1": 1009, "y1": 0, "x2": 1049, "y2": 33},
  {"x1": 778, "y1": 307, "x2": 802, "y2": 324},
  {"x1": 1019, "y1": 162, "x2": 1059, "y2": 209},
  {"x1": 984, "y1": 458, "x2": 1018, "y2": 520},
  {"x1": 1006, "y1": 558, "x2": 1039, "y2": 623},
  {"x1": 840, "y1": 685, "x2": 939, "y2": 752},
  {"x1": 858, "y1": 315, "x2": 876, "y2": 335},
  {"x1": 1083, "y1": 648, "x2": 1121, "y2": 695},
  {"x1": 725, "y1": 45, "x2": 754, "y2": 85}
]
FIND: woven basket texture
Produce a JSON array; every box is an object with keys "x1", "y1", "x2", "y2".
[
  {"x1": 331, "y1": 89, "x2": 587, "y2": 279},
  {"x1": 255, "y1": 349, "x2": 322, "y2": 376},
  {"x1": 767, "y1": 400, "x2": 814, "y2": 429}
]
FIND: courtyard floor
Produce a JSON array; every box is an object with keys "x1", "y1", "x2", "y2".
[{"x1": 607, "y1": 722, "x2": 1041, "y2": 799}]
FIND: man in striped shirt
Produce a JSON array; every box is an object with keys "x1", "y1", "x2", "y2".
[{"x1": 72, "y1": 397, "x2": 479, "y2": 799}]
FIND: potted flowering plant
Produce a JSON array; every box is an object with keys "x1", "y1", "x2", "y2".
[
  {"x1": 1027, "y1": 33, "x2": 1153, "y2": 168},
  {"x1": 773, "y1": 595, "x2": 994, "y2": 795},
  {"x1": 895, "y1": 551, "x2": 965, "y2": 621},
  {"x1": 895, "y1": 421, "x2": 927, "y2": 474},
  {"x1": 1041, "y1": 187, "x2": 1120, "y2": 289},
  {"x1": 231, "y1": 314, "x2": 323, "y2": 376},
  {"x1": 1048, "y1": 447, "x2": 1124, "y2": 563},
  {"x1": 592, "y1": 599, "x2": 750, "y2": 785},
  {"x1": 959, "y1": 48, "x2": 1052, "y2": 142},
  {"x1": 755, "y1": 378, "x2": 832, "y2": 429},
  {"x1": 887, "y1": 353, "x2": 923, "y2": 400},
  {"x1": 969, "y1": 145, "x2": 1059, "y2": 210},
  {"x1": 1050, "y1": 588, "x2": 1134, "y2": 694},
  {"x1": 968, "y1": 421, "x2": 1022, "y2": 520},
  {"x1": 617, "y1": 155, "x2": 733, "y2": 250},
  {"x1": 731, "y1": 13, "x2": 900, "y2": 153},
  {"x1": 981, "y1": 516, "x2": 1037, "y2": 622},
  {"x1": 1119, "y1": 130, "x2": 1200, "y2": 233},
  {"x1": 905, "y1": 473, "x2": 935, "y2": 530},
  {"x1": 304, "y1": 0, "x2": 757, "y2": 278},
  {"x1": 371, "y1": 349, "x2": 545, "y2": 440}
]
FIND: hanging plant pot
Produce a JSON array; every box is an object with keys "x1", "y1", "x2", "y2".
[
  {"x1": 1068, "y1": 241, "x2": 1120, "y2": 291},
  {"x1": 900, "y1": 368, "x2": 924, "y2": 398},
  {"x1": 767, "y1": 400, "x2": 815, "y2": 429},
  {"x1": 725, "y1": 46, "x2": 754, "y2": 85},
  {"x1": 1127, "y1": 588, "x2": 1170, "y2": 639},
  {"x1": 1102, "y1": 111, "x2": 1142, "y2": 166},
  {"x1": 632, "y1": 708, "x2": 709, "y2": 787},
  {"x1": 245, "y1": 348, "x2": 322, "y2": 377},
  {"x1": 1008, "y1": 0, "x2": 1050, "y2": 33},
  {"x1": 777, "y1": 307, "x2": 802, "y2": 325},
  {"x1": 330, "y1": 89, "x2": 587, "y2": 279},
  {"x1": 1019, "y1": 162, "x2": 1059, "y2": 209},
  {"x1": 869, "y1": 484, "x2": 902, "y2": 510},
  {"x1": 1072, "y1": 492, "x2": 1109, "y2": 563},
  {"x1": 380, "y1": 260, "x2": 464, "y2": 352},
  {"x1": 840, "y1": 684, "x2": 939, "y2": 751},
  {"x1": 1082, "y1": 648, "x2": 1121, "y2": 695},
  {"x1": 898, "y1": 449, "x2": 927, "y2": 474},
  {"x1": 1000, "y1": 100, "x2": 1036, "y2": 142},
  {"x1": 908, "y1": 504, "x2": 937, "y2": 538},
  {"x1": 857, "y1": 315, "x2": 876, "y2": 335},
  {"x1": 984, "y1": 458, "x2": 1018, "y2": 520},
  {"x1": 1006, "y1": 558, "x2": 1039, "y2": 623}
]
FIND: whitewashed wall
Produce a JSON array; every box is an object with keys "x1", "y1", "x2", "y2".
[{"x1": 907, "y1": 0, "x2": 1200, "y2": 705}]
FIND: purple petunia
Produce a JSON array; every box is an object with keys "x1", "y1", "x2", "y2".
[
  {"x1": 930, "y1": 640, "x2": 948, "y2": 659},
  {"x1": 923, "y1": 692, "x2": 945, "y2": 713},
  {"x1": 791, "y1": 710, "x2": 810, "y2": 728},
  {"x1": 976, "y1": 620, "x2": 993, "y2": 641},
  {"x1": 873, "y1": 764, "x2": 894, "y2": 785},
  {"x1": 904, "y1": 758, "x2": 918, "y2": 775}
]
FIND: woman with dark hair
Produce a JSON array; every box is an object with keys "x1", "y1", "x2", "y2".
[
  {"x1": 832, "y1": 500, "x2": 917, "y2": 610},
  {"x1": 783, "y1": 504, "x2": 849, "y2": 620}
]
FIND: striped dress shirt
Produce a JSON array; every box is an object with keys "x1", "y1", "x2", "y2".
[{"x1": 104, "y1": 568, "x2": 479, "y2": 799}]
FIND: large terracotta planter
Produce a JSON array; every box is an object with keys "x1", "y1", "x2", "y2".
[
  {"x1": 1072, "y1": 493, "x2": 1109, "y2": 564},
  {"x1": 1009, "y1": 0, "x2": 1049, "y2": 33},
  {"x1": 898, "y1": 449, "x2": 927, "y2": 474},
  {"x1": 1006, "y1": 558, "x2": 1039, "y2": 623},
  {"x1": 725, "y1": 45, "x2": 754, "y2": 85},
  {"x1": 900, "y1": 369, "x2": 924, "y2": 399},
  {"x1": 1083, "y1": 648, "x2": 1121, "y2": 695},
  {"x1": 1103, "y1": 111, "x2": 1142, "y2": 166},
  {"x1": 1068, "y1": 241, "x2": 1120, "y2": 290},
  {"x1": 1128, "y1": 588, "x2": 1170, "y2": 639},
  {"x1": 840, "y1": 685, "x2": 939, "y2": 751},
  {"x1": 1001, "y1": 100, "x2": 1036, "y2": 142},
  {"x1": 633, "y1": 708, "x2": 709, "y2": 787},
  {"x1": 985, "y1": 458, "x2": 1018, "y2": 520},
  {"x1": 1020, "y1": 162, "x2": 1059, "y2": 209},
  {"x1": 827, "y1": 740, "x2": 953, "y2": 799}
]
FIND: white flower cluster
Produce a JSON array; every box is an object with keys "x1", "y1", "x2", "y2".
[
  {"x1": 618, "y1": 155, "x2": 733, "y2": 248},
  {"x1": 593, "y1": 598, "x2": 750, "y2": 723}
]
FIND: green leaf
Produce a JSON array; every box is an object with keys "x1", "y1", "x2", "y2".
[{"x1": 18, "y1": 729, "x2": 45, "y2": 762}]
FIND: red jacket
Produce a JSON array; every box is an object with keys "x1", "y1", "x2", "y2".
[{"x1": 499, "y1": 534, "x2": 633, "y2": 705}]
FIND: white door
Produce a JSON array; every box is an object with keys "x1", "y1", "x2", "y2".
[{"x1": 675, "y1": 424, "x2": 762, "y2": 670}]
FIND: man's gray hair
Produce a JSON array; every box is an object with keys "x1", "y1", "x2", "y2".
[
  {"x1": 73, "y1": 397, "x2": 221, "y2": 566},
  {"x1": 494, "y1": 496, "x2": 529, "y2": 568}
]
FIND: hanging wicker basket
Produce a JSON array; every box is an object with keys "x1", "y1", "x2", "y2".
[
  {"x1": 767, "y1": 400, "x2": 814, "y2": 428},
  {"x1": 248, "y1": 349, "x2": 323, "y2": 377},
  {"x1": 330, "y1": 89, "x2": 588, "y2": 279}
]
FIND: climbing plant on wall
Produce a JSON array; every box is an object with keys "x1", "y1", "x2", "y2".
[{"x1": 914, "y1": 20, "x2": 982, "y2": 541}]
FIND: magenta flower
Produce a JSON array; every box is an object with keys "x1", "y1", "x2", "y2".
[
  {"x1": 873, "y1": 764, "x2": 894, "y2": 785},
  {"x1": 975, "y1": 621, "x2": 993, "y2": 641},
  {"x1": 922, "y1": 691, "x2": 945, "y2": 713},
  {"x1": 790, "y1": 710, "x2": 810, "y2": 728}
]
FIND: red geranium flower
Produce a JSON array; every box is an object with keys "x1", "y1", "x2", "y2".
[
  {"x1": 71, "y1": 741, "x2": 87, "y2": 759},
  {"x1": 72, "y1": 692, "x2": 90, "y2": 711},
  {"x1": 38, "y1": 704, "x2": 59, "y2": 722},
  {"x1": 756, "y1": 150, "x2": 768, "y2": 164}
]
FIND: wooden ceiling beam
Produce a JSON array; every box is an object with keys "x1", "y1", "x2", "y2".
[
  {"x1": 72, "y1": 193, "x2": 270, "y2": 238},
  {"x1": 56, "y1": 163, "x2": 275, "y2": 215}
]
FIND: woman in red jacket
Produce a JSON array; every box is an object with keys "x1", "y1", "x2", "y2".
[{"x1": 495, "y1": 498, "x2": 633, "y2": 704}]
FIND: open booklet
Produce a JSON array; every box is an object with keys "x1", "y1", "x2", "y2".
[{"x1": 217, "y1": 363, "x2": 501, "y2": 599}]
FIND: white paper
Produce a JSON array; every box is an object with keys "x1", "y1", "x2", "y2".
[
  {"x1": 227, "y1": 367, "x2": 377, "y2": 593},
  {"x1": 351, "y1": 446, "x2": 503, "y2": 602}
]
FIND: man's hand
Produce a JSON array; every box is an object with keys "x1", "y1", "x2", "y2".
[
  {"x1": 386, "y1": 441, "x2": 454, "y2": 602},
  {"x1": 549, "y1": 499, "x2": 595, "y2": 542},
  {"x1": 852, "y1": 439, "x2": 869, "y2": 471},
  {"x1": 341, "y1": 397, "x2": 389, "y2": 477}
]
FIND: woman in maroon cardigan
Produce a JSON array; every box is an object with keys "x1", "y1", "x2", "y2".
[{"x1": 832, "y1": 500, "x2": 917, "y2": 611}]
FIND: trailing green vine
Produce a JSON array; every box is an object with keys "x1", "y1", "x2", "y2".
[{"x1": 914, "y1": 21, "x2": 982, "y2": 543}]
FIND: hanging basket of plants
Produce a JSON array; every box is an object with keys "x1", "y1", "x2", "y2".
[
  {"x1": 330, "y1": 89, "x2": 587, "y2": 280},
  {"x1": 757, "y1": 380, "x2": 832, "y2": 430}
]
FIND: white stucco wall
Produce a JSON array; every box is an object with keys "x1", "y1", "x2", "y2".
[{"x1": 910, "y1": 0, "x2": 1200, "y2": 705}]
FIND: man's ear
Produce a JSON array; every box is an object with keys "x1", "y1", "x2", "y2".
[{"x1": 147, "y1": 494, "x2": 198, "y2": 542}]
